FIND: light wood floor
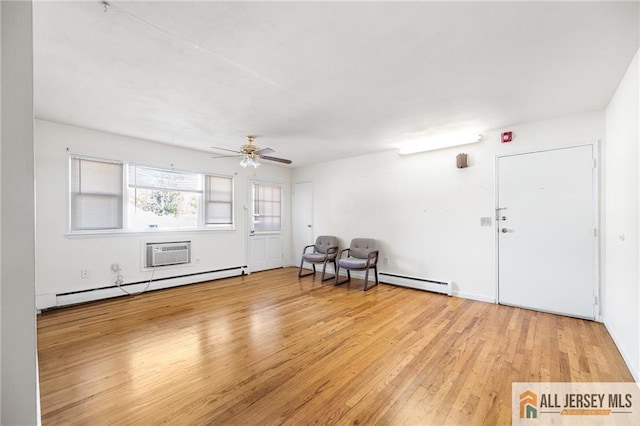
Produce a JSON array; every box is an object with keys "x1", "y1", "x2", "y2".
[{"x1": 38, "y1": 267, "x2": 633, "y2": 425}]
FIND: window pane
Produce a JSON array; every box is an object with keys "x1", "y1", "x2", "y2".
[
  {"x1": 129, "y1": 188, "x2": 199, "y2": 229},
  {"x1": 205, "y1": 175, "x2": 233, "y2": 225},
  {"x1": 71, "y1": 194, "x2": 122, "y2": 230},
  {"x1": 70, "y1": 157, "x2": 123, "y2": 231},
  {"x1": 128, "y1": 165, "x2": 202, "y2": 230},
  {"x1": 206, "y1": 202, "x2": 232, "y2": 224},
  {"x1": 253, "y1": 183, "x2": 281, "y2": 233},
  {"x1": 128, "y1": 165, "x2": 200, "y2": 191},
  {"x1": 207, "y1": 176, "x2": 232, "y2": 201}
]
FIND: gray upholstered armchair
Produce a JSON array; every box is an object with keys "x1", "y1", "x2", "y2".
[
  {"x1": 298, "y1": 235, "x2": 339, "y2": 281},
  {"x1": 335, "y1": 238, "x2": 379, "y2": 291}
]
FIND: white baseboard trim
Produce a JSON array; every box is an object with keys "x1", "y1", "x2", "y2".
[
  {"x1": 452, "y1": 291, "x2": 496, "y2": 304},
  {"x1": 325, "y1": 265, "x2": 492, "y2": 301},
  {"x1": 37, "y1": 267, "x2": 246, "y2": 310},
  {"x1": 604, "y1": 320, "x2": 640, "y2": 383}
]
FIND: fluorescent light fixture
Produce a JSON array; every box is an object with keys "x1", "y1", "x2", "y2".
[{"x1": 399, "y1": 131, "x2": 482, "y2": 155}]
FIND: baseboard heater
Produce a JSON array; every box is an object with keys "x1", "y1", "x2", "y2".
[
  {"x1": 36, "y1": 266, "x2": 247, "y2": 311},
  {"x1": 379, "y1": 272, "x2": 452, "y2": 296}
]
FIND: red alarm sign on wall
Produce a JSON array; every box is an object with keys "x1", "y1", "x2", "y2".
[{"x1": 501, "y1": 131, "x2": 513, "y2": 143}]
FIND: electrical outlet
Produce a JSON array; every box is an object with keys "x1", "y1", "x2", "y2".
[
  {"x1": 383, "y1": 257, "x2": 389, "y2": 265},
  {"x1": 80, "y1": 270, "x2": 89, "y2": 279}
]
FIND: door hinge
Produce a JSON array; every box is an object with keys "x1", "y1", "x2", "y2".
[
  {"x1": 593, "y1": 228, "x2": 598, "y2": 237},
  {"x1": 594, "y1": 296, "x2": 598, "y2": 306}
]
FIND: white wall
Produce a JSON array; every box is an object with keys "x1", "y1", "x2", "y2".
[
  {"x1": 292, "y1": 111, "x2": 604, "y2": 302},
  {"x1": 1, "y1": 4, "x2": 3, "y2": 420},
  {"x1": 35, "y1": 120, "x2": 291, "y2": 300},
  {"x1": 1, "y1": 1, "x2": 39, "y2": 424},
  {"x1": 604, "y1": 48, "x2": 639, "y2": 381}
]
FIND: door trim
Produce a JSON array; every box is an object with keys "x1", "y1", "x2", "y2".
[
  {"x1": 292, "y1": 180, "x2": 314, "y2": 268},
  {"x1": 494, "y1": 142, "x2": 600, "y2": 321}
]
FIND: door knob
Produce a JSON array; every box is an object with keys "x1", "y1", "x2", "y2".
[
  {"x1": 501, "y1": 228, "x2": 509, "y2": 233},
  {"x1": 501, "y1": 216, "x2": 507, "y2": 221},
  {"x1": 307, "y1": 224, "x2": 312, "y2": 228}
]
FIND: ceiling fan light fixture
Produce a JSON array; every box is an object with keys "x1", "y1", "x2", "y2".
[
  {"x1": 240, "y1": 157, "x2": 260, "y2": 168},
  {"x1": 399, "y1": 131, "x2": 482, "y2": 155},
  {"x1": 212, "y1": 135, "x2": 291, "y2": 168}
]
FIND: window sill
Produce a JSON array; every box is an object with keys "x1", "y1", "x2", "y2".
[{"x1": 65, "y1": 227, "x2": 236, "y2": 238}]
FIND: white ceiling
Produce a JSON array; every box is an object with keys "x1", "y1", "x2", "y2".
[{"x1": 34, "y1": 1, "x2": 639, "y2": 167}]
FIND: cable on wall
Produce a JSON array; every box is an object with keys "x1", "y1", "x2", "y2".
[{"x1": 112, "y1": 263, "x2": 155, "y2": 296}]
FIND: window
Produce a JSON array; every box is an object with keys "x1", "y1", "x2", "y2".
[
  {"x1": 253, "y1": 183, "x2": 282, "y2": 233},
  {"x1": 128, "y1": 165, "x2": 201, "y2": 230},
  {"x1": 69, "y1": 155, "x2": 234, "y2": 233},
  {"x1": 69, "y1": 157, "x2": 123, "y2": 231},
  {"x1": 205, "y1": 175, "x2": 233, "y2": 225}
]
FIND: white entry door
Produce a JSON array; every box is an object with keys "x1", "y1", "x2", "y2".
[
  {"x1": 248, "y1": 181, "x2": 283, "y2": 273},
  {"x1": 292, "y1": 181, "x2": 314, "y2": 266},
  {"x1": 497, "y1": 145, "x2": 596, "y2": 319}
]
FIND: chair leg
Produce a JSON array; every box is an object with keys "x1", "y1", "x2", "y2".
[
  {"x1": 335, "y1": 266, "x2": 351, "y2": 286},
  {"x1": 363, "y1": 266, "x2": 379, "y2": 291},
  {"x1": 320, "y1": 260, "x2": 335, "y2": 282},
  {"x1": 298, "y1": 260, "x2": 316, "y2": 278},
  {"x1": 363, "y1": 268, "x2": 370, "y2": 291},
  {"x1": 374, "y1": 265, "x2": 379, "y2": 287}
]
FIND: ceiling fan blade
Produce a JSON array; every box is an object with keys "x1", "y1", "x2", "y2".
[
  {"x1": 211, "y1": 146, "x2": 241, "y2": 154},
  {"x1": 260, "y1": 155, "x2": 292, "y2": 165},
  {"x1": 256, "y1": 147, "x2": 275, "y2": 156},
  {"x1": 211, "y1": 154, "x2": 242, "y2": 159}
]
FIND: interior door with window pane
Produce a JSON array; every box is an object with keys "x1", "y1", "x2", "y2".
[{"x1": 248, "y1": 181, "x2": 283, "y2": 272}]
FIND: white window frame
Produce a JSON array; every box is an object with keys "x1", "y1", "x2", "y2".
[
  {"x1": 67, "y1": 154, "x2": 125, "y2": 234},
  {"x1": 67, "y1": 154, "x2": 235, "y2": 235}
]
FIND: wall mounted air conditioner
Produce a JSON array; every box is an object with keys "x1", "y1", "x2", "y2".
[{"x1": 146, "y1": 241, "x2": 191, "y2": 267}]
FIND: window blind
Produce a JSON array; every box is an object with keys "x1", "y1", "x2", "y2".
[
  {"x1": 205, "y1": 175, "x2": 233, "y2": 225},
  {"x1": 253, "y1": 183, "x2": 281, "y2": 232},
  {"x1": 128, "y1": 165, "x2": 200, "y2": 191},
  {"x1": 70, "y1": 157, "x2": 123, "y2": 231}
]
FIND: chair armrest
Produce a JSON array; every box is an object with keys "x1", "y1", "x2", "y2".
[
  {"x1": 339, "y1": 248, "x2": 351, "y2": 259},
  {"x1": 326, "y1": 246, "x2": 338, "y2": 255},
  {"x1": 366, "y1": 250, "x2": 379, "y2": 266},
  {"x1": 301, "y1": 244, "x2": 315, "y2": 254}
]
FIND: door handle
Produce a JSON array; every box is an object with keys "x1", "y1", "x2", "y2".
[
  {"x1": 501, "y1": 228, "x2": 509, "y2": 233},
  {"x1": 307, "y1": 224, "x2": 312, "y2": 228}
]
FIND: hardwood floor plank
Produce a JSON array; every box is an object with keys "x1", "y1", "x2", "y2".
[{"x1": 38, "y1": 267, "x2": 634, "y2": 425}]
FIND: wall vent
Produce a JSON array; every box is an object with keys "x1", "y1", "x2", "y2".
[{"x1": 146, "y1": 241, "x2": 191, "y2": 267}]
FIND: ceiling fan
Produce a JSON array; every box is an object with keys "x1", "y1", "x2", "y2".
[{"x1": 211, "y1": 135, "x2": 292, "y2": 168}]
